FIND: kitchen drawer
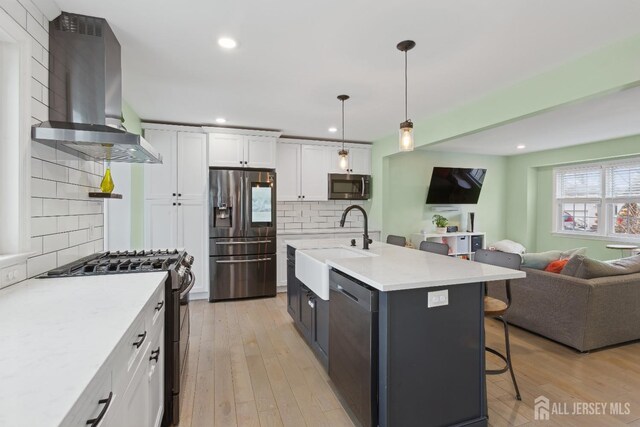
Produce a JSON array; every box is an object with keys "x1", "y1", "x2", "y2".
[
  {"x1": 146, "y1": 284, "x2": 165, "y2": 328},
  {"x1": 61, "y1": 366, "x2": 115, "y2": 426},
  {"x1": 112, "y1": 313, "x2": 147, "y2": 384}
]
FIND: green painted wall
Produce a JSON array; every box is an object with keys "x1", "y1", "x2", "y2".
[
  {"x1": 122, "y1": 101, "x2": 145, "y2": 248},
  {"x1": 385, "y1": 150, "x2": 507, "y2": 244},
  {"x1": 508, "y1": 134, "x2": 640, "y2": 260},
  {"x1": 371, "y1": 34, "x2": 640, "y2": 247}
]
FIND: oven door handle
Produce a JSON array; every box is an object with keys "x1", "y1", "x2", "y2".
[
  {"x1": 215, "y1": 240, "x2": 272, "y2": 245},
  {"x1": 215, "y1": 257, "x2": 272, "y2": 264},
  {"x1": 179, "y1": 270, "x2": 196, "y2": 300}
]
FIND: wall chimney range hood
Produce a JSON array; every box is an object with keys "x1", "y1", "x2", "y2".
[{"x1": 31, "y1": 12, "x2": 161, "y2": 164}]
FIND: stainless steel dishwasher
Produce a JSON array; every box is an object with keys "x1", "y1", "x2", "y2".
[{"x1": 329, "y1": 269, "x2": 378, "y2": 427}]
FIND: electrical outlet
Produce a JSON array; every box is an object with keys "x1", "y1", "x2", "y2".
[{"x1": 427, "y1": 289, "x2": 449, "y2": 308}]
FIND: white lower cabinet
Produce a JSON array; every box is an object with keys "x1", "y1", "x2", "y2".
[{"x1": 61, "y1": 283, "x2": 165, "y2": 427}]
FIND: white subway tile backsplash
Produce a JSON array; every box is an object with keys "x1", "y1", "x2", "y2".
[
  {"x1": 10, "y1": 0, "x2": 101, "y2": 281},
  {"x1": 27, "y1": 252, "x2": 56, "y2": 277},
  {"x1": 42, "y1": 161, "x2": 68, "y2": 182},
  {"x1": 31, "y1": 198, "x2": 43, "y2": 216},
  {"x1": 276, "y1": 200, "x2": 364, "y2": 232},
  {"x1": 31, "y1": 177, "x2": 56, "y2": 197},
  {"x1": 57, "y1": 215, "x2": 79, "y2": 233},
  {"x1": 43, "y1": 233, "x2": 69, "y2": 253},
  {"x1": 42, "y1": 199, "x2": 69, "y2": 216},
  {"x1": 68, "y1": 229, "x2": 88, "y2": 246}
]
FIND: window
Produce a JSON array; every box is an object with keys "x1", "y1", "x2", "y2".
[{"x1": 554, "y1": 159, "x2": 640, "y2": 239}]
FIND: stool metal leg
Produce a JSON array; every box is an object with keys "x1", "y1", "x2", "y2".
[{"x1": 500, "y1": 316, "x2": 521, "y2": 401}]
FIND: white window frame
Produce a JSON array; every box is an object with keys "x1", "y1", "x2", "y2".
[
  {"x1": 0, "y1": 10, "x2": 33, "y2": 268},
  {"x1": 552, "y1": 157, "x2": 640, "y2": 242}
]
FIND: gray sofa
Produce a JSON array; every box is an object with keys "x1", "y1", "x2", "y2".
[{"x1": 487, "y1": 267, "x2": 640, "y2": 352}]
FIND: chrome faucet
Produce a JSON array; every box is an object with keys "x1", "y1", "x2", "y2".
[{"x1": 340, "y1": 205, "x2": 371, "y2": 250}]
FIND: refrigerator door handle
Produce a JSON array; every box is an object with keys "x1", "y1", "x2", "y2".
[
  {"x1": 216, "y1": 258, "x2": 272, "y2": 264},
  {"x1": 215, "y1": 240, "x2": 272, "y2": 245}
]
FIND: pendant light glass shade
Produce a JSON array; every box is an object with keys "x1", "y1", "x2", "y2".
[
  {"x1": 337, "y1": 95, "x2": 350, "y2": 172},
  {"x1": 399, "y1": 120, "x2": 414, "y2": 151},
  {"x1": 397, "y1": 40, "x2": 416, "y2": 152}
]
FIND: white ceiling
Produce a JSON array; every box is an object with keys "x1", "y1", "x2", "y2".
[
  {"x1": 54, "y1": 0, "x2": 640, "y2": 141},
  {"x1": 424, "y1": 85, "x2": 640, "y2": 156}
]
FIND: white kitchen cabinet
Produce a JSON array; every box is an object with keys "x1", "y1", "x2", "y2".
[
  {"x1": 148, "y1": 326, "x2": 165, "y2": 427},
  {"x1": 301, "y1": 145, "x2": 330, "y2": 201},
  {"x1": 276, "y1": 143, "x2": 301, "y2": 201},
  {"x1": 276, "y1": 142, "x2": 330, "y2": 201},
  {"x1": 177, "y1": 199, "x2": 207, "y2": 294},
  {"x1": 347, "y1": 145, "x2": 372, "y2": 175},
  {"x1": 209, "y1": 133, "x2": 277, "y2": 168},
  {"x1": 144, "y1": 129, "x2": 178, "y2": 200},
  {"x1": 208, "y1": 133, "x2": 244, "y2": 167},
  {"x1": 145, "y1": 200, "x2": 178, "y2": 249},
  {"x1": 177, "y1": 132, "x2": 208, "y2": 200},
  {"x1": 61, "y1": 282, "x2": 165, "y2": 427},
  {"x1": 144, "y1": 125, "x2": 209, "y2": 299}
]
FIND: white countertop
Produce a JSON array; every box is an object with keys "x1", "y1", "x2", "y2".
[
  {"x1": 0, "y1": 272, "x2": 167, "y2": 427},
  {"x1": 277, "y1": 228, "x2": 380, "y2": 236},
  {"x1": 287, "y1": 239, "x2": 525, "y2": 292}
]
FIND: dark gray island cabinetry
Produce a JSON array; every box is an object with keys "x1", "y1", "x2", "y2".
[{"x1": 286, "y1": 245, "x2": 329, "y2": 368}]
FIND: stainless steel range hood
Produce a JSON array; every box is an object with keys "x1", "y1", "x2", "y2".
[{"x1": 31, "y1": 12, "x2": 161, "y2": 164}]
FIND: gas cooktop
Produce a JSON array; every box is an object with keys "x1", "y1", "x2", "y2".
[{"x1": 39, "y1": 249, "x2": 186, "y2": 278}]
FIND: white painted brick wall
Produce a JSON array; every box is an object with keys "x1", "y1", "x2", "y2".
[
  {"x1": 276, "y1": 200, "x2": 365, "y2": 231},
  {"x1": 1, "y1": 0, "x2": 106, "y2": 278}
]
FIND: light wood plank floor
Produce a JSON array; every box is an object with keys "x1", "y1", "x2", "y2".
[{"x1": 178, "y1": 294, "x2": 640, "y2": 427}]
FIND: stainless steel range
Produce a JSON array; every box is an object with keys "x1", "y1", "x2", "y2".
[
  {"x1": 39, "y1": 249, "x2": 195, "y2": 425},
  {"x1": 209, "y1": 168, "x2": 277, "y2": 301}
]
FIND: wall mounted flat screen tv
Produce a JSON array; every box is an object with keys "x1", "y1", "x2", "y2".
[{"x1": 426, "y1": 167, "x2": 487, "y2": 204}]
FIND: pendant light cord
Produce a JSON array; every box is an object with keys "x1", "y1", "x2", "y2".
[
  {"x1": 404, "y1": 50, "x2": 408, "y2": 121},
  {"x1": 341, "y1": 98, "x2": 345, "y2": 150}
]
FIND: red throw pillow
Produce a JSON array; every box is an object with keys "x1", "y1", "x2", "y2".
[{"x1": 545, "y1": 259, "x2": 569, "y2": 274}]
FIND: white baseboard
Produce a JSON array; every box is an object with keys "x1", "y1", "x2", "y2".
[
  {"x1": 277, "y1": 285, "x2": 286, "y2": 293},
  {"x1": 189, "y1": 291, "x2": 209, "y2": 301}
]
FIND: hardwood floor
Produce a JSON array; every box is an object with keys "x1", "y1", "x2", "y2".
[{"x1": 178, "y1": 294, "x2": 640, "y2": 427}]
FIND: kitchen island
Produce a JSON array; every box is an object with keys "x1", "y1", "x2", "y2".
[{"x1": 286, "y1": 238, "x2": 525, "y2": 427}]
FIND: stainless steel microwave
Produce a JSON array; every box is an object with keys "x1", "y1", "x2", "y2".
[{"x1": 328, "y1": 174, "x2": 371, "y2": 200}]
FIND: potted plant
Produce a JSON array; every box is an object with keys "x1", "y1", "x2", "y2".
[{"x1": 432, "y1": 214, "x2": 448, "y2": 234}]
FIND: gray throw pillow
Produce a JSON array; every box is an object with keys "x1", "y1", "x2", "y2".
[
  {"x1": 573, "y1": 255, "x2": 640, "y2": 279},
  {"x1": 560, "y1": 247, "x2": 587, "y2": 259},
  {"x1": 521, "y1": 248, "x2": 587, "y2": 270},
  {"x1": 560, "y1": 255, "x2": 584, "y2": 276}
]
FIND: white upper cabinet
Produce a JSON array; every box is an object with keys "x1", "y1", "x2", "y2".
[
  {"x1": 245, "y1": 136, "x2": 277, "y2": 168},
  {"x1": 177, "y1": 132, "x2": 208, "y2": 199},
  {"x1": 144, "y1": 129, "x2": 178, "y2": 199},
  {"x1": 209, "y1": 133, "x2": 277, "y2": 169},
  {"x1": 208, "y1": 134, "x2": 244, "y2": 167},
  {"x1": 276, "y1": 143, "x2": 301, "y2": 202},
  {"x1": 347, "y1": 145, "x2": 372, "y2": 175},
  {"x1": 177, "y1": 199, "x2": 207, "y2": 295},
  {"x1": 144, "y1": 199, "x2": 178, "y2": 249},
  {"x1": 300, "y1": 145, "x2": 330, "y2": 201}
]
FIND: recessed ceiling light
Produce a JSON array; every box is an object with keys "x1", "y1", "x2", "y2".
[
  {"x1": 218, "y1": 37, "x2": 237, "y2": 49},
  {"x1": 516, "y1": 144, "x2": 526, "y2": 150},
  {"x1": 215, "y1": 117, "x2": 227, "y2": 124},
  {"x1": 328, "y1": 127, "x2": 338, "y2": 133}
]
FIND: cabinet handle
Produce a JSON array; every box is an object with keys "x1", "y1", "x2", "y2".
[
  {"x1": 133, "y1": 331, "x2": 147, "y2": 348},
  {"x1": 244, "y1": 161, "x2": 248, "y2": 165},
  {"x1": 172, "y1": 193, "x2": 176, "y2": 196},
  {"x1": 150, "y1": 347, "x2": 160, "y2": 363},
  {"x1": 308, "y1": 298, "x2": 315, "y2": 308},
  {"x1": 178, "y1": 203, "x2": 182, "y2": 206},
  {"x1": 85, "y1": 392, "x2": 113, "y2": 427},
  {"x1": 302, "y1": 195, "x2": 305, "y2": 199},
  {"x1": 240, "y1": 161, "x2": 243, "y2": 165},
  {"x1": 178, "y1": 193, "x2": 182, "y2": 197},
  {"x1": 173, "y1": 202, "x2": 176, "y2": 206},
  {"x1": 155, "y1": 301, "x2": 164, "y2": 311}
]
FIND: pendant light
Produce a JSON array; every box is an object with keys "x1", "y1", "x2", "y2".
[
  {"x1": 397, "y1": 40, "x2": 416, "y2": 151},
  {"x1": 337, "y1": 94, "x2": 350, "y2": 172}
]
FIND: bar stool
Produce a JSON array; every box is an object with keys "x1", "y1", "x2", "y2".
[
  {"x1": 419, "y1": 241, "x2": 449, "y2": 256},
  {"x1": 474, "y1": 249, "x2": 522, "y2": 400},
  {"x1": 386, "y1": 235, "x2": 406, "y2": 247}
]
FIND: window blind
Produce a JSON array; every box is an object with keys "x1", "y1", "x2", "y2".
[
  {"x1": 606, "y1": 163, "x2": 640, "y2": 198},
  {"x1": 556, "y1": 167, "x2": 602, "y2": 199}
]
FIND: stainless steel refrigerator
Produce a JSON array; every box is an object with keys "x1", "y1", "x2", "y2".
[{"x1": 209, "y1": 168, "x2": 277, "y2": 301}]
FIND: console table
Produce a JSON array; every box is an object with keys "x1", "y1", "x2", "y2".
[{"x1": 411, "y1": 232, "x2": 486, "y2": 259}]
